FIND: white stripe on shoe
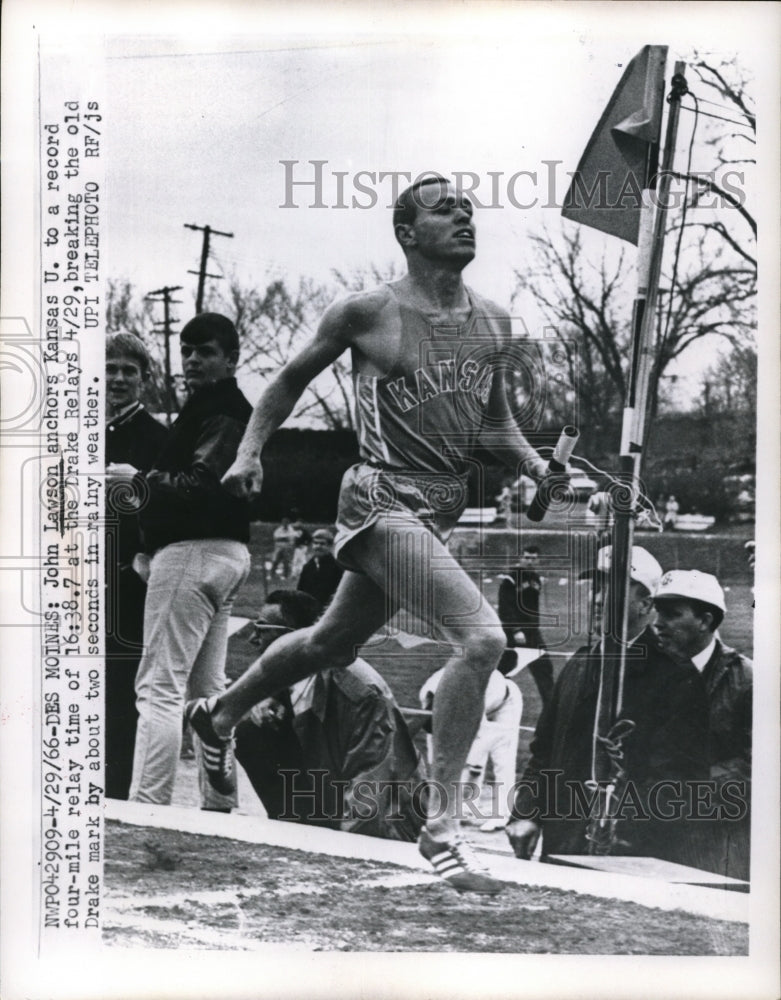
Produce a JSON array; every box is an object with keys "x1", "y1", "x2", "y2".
[{"x1": 418, "y1": 829, "x2": 504, "y2": 894}]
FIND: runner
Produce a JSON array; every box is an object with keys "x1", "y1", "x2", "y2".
[{"x1": 187, "y1": 176, "x2": 548, "y2": 893}]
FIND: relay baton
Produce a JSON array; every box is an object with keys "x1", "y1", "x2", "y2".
[{"x1": 526, "y1": 425, "x2": 580, "y2": 523}]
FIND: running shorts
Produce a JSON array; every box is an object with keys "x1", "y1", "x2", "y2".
[{"x1": 333, "y1": 463, "x2": 469, "y2": 573}]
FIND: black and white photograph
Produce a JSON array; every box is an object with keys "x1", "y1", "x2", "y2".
[{"x1": 1, "y1": 1, "x2": 779, "y2": 997}]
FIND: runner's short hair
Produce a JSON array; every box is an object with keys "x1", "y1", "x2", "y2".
[
  {"x1": 264, "y1": 590, "x2": 323, "y2": 630},
  {"x1": 393, "y1": 175, "x2": 452, "y2": 232},
  {"x1": 180, "y1": 312, "x2": 239, "y2": 355},
  {"x1": 106, "y1": 332, "x2": 153, "y2": 378}
]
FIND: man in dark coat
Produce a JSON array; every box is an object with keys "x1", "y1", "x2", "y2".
[
  {"x1": 654, "y1": 569, "x2": 752, "y2": 880},
  {"x1": 104, "y1": 333, "x2": 168, "y2": 798},
  {"x1": 497, "y1": 545, "x2": 554, "y2": 706},
  {"x1": 296, "y1": 528, "x2": 344, "y2": 607},
  {"x1": 506, "y1": 546, "x2": 710, "y2": 865}
]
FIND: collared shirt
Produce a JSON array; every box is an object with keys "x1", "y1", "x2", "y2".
[
  {"x1": 691, "y1": 636, "x2": 718, "y2": 672},
  {"x1": 106, "y1": 400, "x2": 144, "y2": 428}
]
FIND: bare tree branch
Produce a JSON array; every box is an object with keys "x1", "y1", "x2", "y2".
[
  {"x1": 691, "y1": 59, "x2": 756, "y2": 135},
  {"x1": 205, "y1": 269, "x2": 382, "y2": 430},
  {"x1": 670, "y1": 171, "x2": 756, "y2": 240}
]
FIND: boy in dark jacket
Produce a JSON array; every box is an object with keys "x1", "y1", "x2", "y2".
[
  {"x1": 111, "y1": 313, "x2": 252, "y2": 807},
  {"x1": 496, "y1": 545, "x2": 554, "y2": 706},
  {"x1": 296, "y1": 528, "x2": 344, "y2": 607}
]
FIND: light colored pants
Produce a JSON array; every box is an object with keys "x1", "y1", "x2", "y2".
[
  {"x1": 463, "y1": 682, "x2": 523, "y2": 822},
  {"x1": 129, "y1": 539, "x2": 250, "y2": 806},
  {"x1": 424, "y1": 680, "x2": 523, "y2": 823}
]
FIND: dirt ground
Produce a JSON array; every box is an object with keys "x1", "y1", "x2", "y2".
[{"x1": 103, "y1": 823, "x2": 747, "y2": 955}]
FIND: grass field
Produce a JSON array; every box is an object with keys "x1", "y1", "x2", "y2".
[
  {"x1": 236, "y1": 519, "x2": 755, "y2": 648},
  {"x1": 232, "y1": 520, "x2": 754, "y2": 710}
]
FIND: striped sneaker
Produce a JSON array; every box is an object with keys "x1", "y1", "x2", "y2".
[
  {"x1": 185, "y1": 698, "x2": 235, "y2": 797},
  {"x1": 418, "y1": 828, "x2": 505, "y2": 894}
]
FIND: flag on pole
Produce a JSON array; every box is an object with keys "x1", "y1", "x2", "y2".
[{"x1": 562, "y1": 45, "x2": 668, "y2": 244}]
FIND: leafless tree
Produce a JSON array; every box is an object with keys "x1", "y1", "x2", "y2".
[
  {"x1": 513, "y1": 226, "x2": 756, "y2": 454},
  {"x1": 512, "y1": 229, "x2": 631, "y2": 453},
  {"x1": 702, "y1": 341, "x2": 757, "y2": 415},
  {"x1": 666, "y1": 54, "x2": 756, "y2": 302},
  {"x1": 209, "y1": 264, "x2": 400, "y2": 430},
  {"x1": 514, "y1": 54, "x2": 757, "y2": 456}
]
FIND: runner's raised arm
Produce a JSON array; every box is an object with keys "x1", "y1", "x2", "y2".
[{"x1": 222, "y1": 297, "x2": 360, "y2": 497}]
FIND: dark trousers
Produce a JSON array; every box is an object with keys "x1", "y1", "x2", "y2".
[
  {"x1": 235, "y1": 718, "x2": 304, "y2": 820},
  {"x1": 105, "y1": 660, "x2": 139, "y2": 799},
  {"x1": 235, "y1": 719, "x2": 341, "y2": 827}
]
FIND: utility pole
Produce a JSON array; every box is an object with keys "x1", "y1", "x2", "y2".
[
  {"x1": 184, "y1": 223, "x2": 234, "y2": 313},
  {"x1": 146, "y1": 285, "x2": 183, "y2": 425}
]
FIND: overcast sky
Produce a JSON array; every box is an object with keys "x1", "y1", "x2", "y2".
[
  {"x1": 35, "y1": 2, "x2": 778, "y2": 405},
  {"x1": 104, "y1": 31, "x2": 631, "y2": 302}
]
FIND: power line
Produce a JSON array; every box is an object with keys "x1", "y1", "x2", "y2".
[
  {"x1": 680, "y1": 101, "x2": 755, "y2": 129},
  {"x1": 145, "y1": 285, "x2": 183, "y2": 423},
  {"x1": 695, "y1": 93, "x2": 755, "y2": 116},
  {"x1": 184, "y1": 224, "x2": 234, "y2": 313}
]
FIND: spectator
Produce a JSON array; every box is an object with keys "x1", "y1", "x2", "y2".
[
  {"x1": 270, "y1": 517, "x2": 297, "y2": 579},
  {"x1": 653, "y1": 570, "x2": 752, "y2": 880},
  {"x1": 495, "y1": 479, "x2": 513, "y2": 522},
  {"x1": 506, "y1": 546, "x2": 710, "y2": 865},
  {"x1": 663, "y1": 494, "x2": 679, "y2": 531},
  {"x1": 234, "y1": 591, "x2": 426, "y2": 842},
  {"x1": 112, "y1": 313, "x2": 253, "y2": 808},
  {"x1": 104, "y1": 333, "x2": 168, "y2": 799},
  {"x1": 296, "y1": 528, "x2": 344, "y2": 607},
  {"x1": 289, "y1": 510, "x2": 313, "y2": 580},
  {"x1": 513, "y1": 474, "x2": 537, "y2": 514},
  {"x1": 497, "y1": 546, "x2": 554, "y2": 707},
  {"x1": 420, "y1": 668, "x2": 522, "y2": 832}
]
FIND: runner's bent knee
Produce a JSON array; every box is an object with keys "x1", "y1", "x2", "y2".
[{"x1": 458, "y1": 627, "x2": 506, "y2": 675}]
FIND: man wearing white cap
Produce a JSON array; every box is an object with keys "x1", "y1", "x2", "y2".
[
  {"x1": 507, "y1": 546, "x2": 710, "y2": 864},
  {"x1": 654, "y1": 570, "x2": 752, "y2": 880}
]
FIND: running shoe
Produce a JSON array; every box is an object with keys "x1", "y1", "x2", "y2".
[
  {"x1": 185, "y1": 698, "x2": 235, "y2": 796},
  {"x1": 418, "y1": 828, "x2": 505, "y2": 894}
]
